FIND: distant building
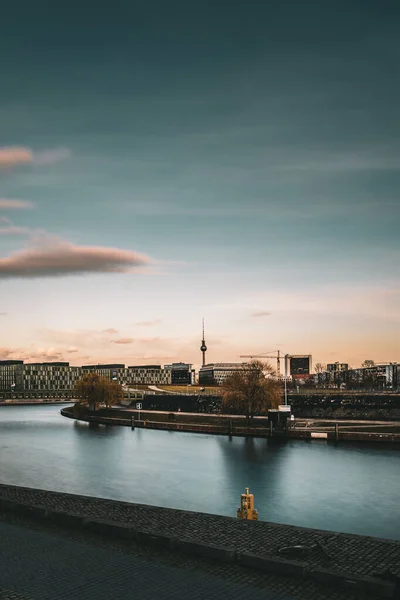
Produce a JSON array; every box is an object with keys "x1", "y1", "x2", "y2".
[
  {"x1": 0, "y1": 360, "x2": 24, "y2": 391},
  {"x1": 22, "y1": 363, "x2": 82, "y2": 391},
  {"x1": 327, "y1": 363, "x2": 349, "y2": 372},
  {"x1": 164, "y1": 362, "x2": 194, "y2": 385},
  {"x1": 126, "y1": 365, "x2": 171, "y2": 386},
  {"x1": 0, "y1": 362, "x2": 83, "y2": 392},
  {"x1": 289, "y1": 355, "x2": 312, "y2": 377},
  {"x1": 313, "y1": 363, "x2": 398, "y2": 390},
  {"x1": 198, "y1": 362, "x2": 247, "y2": 386},
  {"x1": 82, "y1": 364, "x2": 125, "y2": 381}
]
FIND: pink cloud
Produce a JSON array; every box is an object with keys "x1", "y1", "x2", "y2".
[
  {"x1": 134, "y1": 319, "x2": 162, "y2": 327},
  {"x1": 0, "y1": 147, "x2": 32, "y2": 168},
  {"x1": 102, "y1": 328, "x2": 118, "y2": 334},
  {"x1": 0, "y1": 237, "x2": 154, "y2": 278},
  {"x1": 113, "y1": 338, "x2": 134, "y2": 344},
  {"x1": 251, "y1": 311, "x2": 271, "y2": 317},
  {"x1": 0, "y1": 146, "x2": 71, "y2": 169},
  {"x1": 0, "y1": 199, "x2": 34, "y2": 209},
  {"x1": 0, "y1": 346, "x2": 65, "y2": 362}
]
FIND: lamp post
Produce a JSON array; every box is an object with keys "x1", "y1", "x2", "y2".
[{"x1": 284, "y1": 354, "x2": 289, "y2": 405}]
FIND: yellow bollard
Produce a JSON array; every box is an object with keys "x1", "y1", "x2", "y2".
[{"x1": 237, "y1": 487, "x2": 258, "y2": 520}]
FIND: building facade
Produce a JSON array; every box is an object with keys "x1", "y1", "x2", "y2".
[
  {"x1": 289, "y1": 355, "x2": 312, "y2": 376},
  {"x1": 82, "y1": 364, "x2": 125, "y2": 382},
  {"x1": 198, "y1": 362, "x2": 248, "y2": 386},
  {"x1": 21, "y1": 363, "x2": 83, "y2": 391},
  {"x1": 314, "y1": 363, "x2": 398, "y2": 389},
  {"x1": 0, "y1": 361, "x2": 83, "y2": 392},
  {"x1": 327, "y1": 362, "x2": 349, "y2": 372},
  {"x1": 125, "y1": 365, "x2": 171, "y2": 386},
  {"x1": 0, "y1": 360, "x2": 24, "y2": 391},
  {"x1": 164, "y1": 362, "x2": 194, "y2": 385}
]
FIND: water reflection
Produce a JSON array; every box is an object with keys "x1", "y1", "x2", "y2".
[{"x1": 0, "y1": 405, "x2": 399, "y2": 540}]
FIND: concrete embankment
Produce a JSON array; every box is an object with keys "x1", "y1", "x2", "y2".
[
  {"x1": 0, "y1": 400, "x2": 74, "y2": 406},
  {"x1": 0, "y1": 483, "x2": 399, "y2": 598},
  {"x1": 61, "y1": 407, "x2": 400, "y2": 443}
]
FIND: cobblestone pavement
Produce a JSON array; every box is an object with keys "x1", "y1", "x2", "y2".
[
  {"x1": 0, "y1": 511, "x2": 366, "y2": 600},
  {"x1": 1, "y1": 484, "x2": 399, "y2": 580}
]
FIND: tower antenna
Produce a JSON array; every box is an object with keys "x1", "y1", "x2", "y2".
[{"x1": 200, "y1": 318, "x2": 207, "y2": 367}]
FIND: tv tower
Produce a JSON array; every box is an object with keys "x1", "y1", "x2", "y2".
[{"x1": 200, "y1": 318, "x2": 207, "y2": 366}]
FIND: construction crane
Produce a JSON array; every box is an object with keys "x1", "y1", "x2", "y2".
[{"x1": 239, "y1": 350, "x2": 289, "y2": 378}]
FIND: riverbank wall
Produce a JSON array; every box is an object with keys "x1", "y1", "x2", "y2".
[
  {"x1": 135, "y1": 392, "x2": 400, "y2": 421},
  {"x1": 0, "y1": 483, "x2": 398, "y2": 598},
  {"x1": 0, "y1": 400, "x2": 74, "y2": 407},
  {"x1": 61, "y1": 407, "x2": 400, "y2": 443},
  {"x1": 1, "y1": 391, "x2": 399, "y2": 420}
]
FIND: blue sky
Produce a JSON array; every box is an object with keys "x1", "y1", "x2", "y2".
[{"x1": 0, "y1": 0, "x2": 399, "y2": 368}]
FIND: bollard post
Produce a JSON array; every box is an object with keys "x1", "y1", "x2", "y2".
[
  {"x1": 237, "y1": 487, "x2": 258, "y2": 520},
  {"x1": 335, "y1": 422, "x2": 339, "y2": 441},
  {"x1": 131, "y1": 416, "x2": 135, "y2": 430},
  {"x1": 228, "y1": 419, "x2": 233, "y2": 435}
]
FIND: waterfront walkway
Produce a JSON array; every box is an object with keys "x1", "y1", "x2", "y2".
[
  {"x1": 1, "y1": 509, "x2": 366, "y2": 600},
  {"x1": 1, "y1": 484, "x2": 399, "y2": 598}
]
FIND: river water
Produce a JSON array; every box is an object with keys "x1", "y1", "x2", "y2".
[{"x1": 0, "y1": 405, "x2": 399, "y2": 539}]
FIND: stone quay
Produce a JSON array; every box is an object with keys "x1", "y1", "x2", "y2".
[{"x1": 0, "y1": 484, "x2": 399, "y2": 598}]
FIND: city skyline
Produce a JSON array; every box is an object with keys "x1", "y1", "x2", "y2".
[{"x1": 1, "y1": 0, "x2": 399, "y2": 370}]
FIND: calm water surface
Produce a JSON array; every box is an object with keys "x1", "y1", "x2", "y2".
[{"x1": 0, "y1": 405, "x2": 399, "y2": 539}]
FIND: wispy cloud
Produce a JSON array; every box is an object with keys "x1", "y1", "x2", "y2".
[
  {"x1": 39, "y1": 328, "x2": 120, "y2": 347},
  {"x1": 0, "y1": 345, "x2": 76, "y2": 363},
  {"x1": 211, "y1": 284, "x2": 400, "y2": 322},
  {"x1": 0, "y1": 237, "x2": 154, "y2": 278},
  {"x1": 251, "y1": 311, "x2": 271, "y2": 317},
  {"x1": 273, "y1": 148, "x2": 400, "y2": 172},
  {"x1": 32, "y1": 148, "x2": 71, "y2": 166},
  {"x1": 0, "y1": 148, "x2": 32, "y2": 168},
  {"x1": 0, "y1": 312, "x2": 7, "y2": 316},
  {"x1": 0, "y1": 226, "x2": 34, "y2": 237},
  {"x1": 134, "y1": 319, "x2": 162, "y2": 327},
  {"x1": 0, "y1": 199, "x2": 34, "y2": 210},
  {"x1": 113, "y1": 338, "x2": 134, "y2": 344},
  {"x1": 0, "y1": 146, "x2": 71, "y2": 169}
]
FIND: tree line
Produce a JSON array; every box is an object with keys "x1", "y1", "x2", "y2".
[{"x1": 73, "y1": 360, "x2": 282, "y2": 419}]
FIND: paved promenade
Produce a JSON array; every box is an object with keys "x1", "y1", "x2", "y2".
[
  {"x1": 1, "y1": 510, "x2": 363, "y2": 600},
  {"x1": 1, "y1": 484, "x2": 399, "y2": 598}
]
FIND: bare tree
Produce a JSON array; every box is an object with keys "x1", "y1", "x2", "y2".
[
  {"x1": 362, "y1": 359, "x2": 375, "y2": 368},
  {"x1": 74, "y1": 373, "x2": 123, "y2": 411},
  {"x1": 314, "y1": 362, "x2": 326, "y2": 373},
  {"x1": 221, "y1": 360, "x2": 281, "y2": 422}
]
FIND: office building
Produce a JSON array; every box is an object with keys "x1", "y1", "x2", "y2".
[
  {"x1": 126, "y1": 365, "x2": 171, "y2": 386},
  {"x1": 289, "y1": 355, "x2": 312, "y2": 377},
  {"x1": 198, "y1": 362, "x2": 247, "y2": 386},
  {"x1": 0, "y1": 360, "x2": 24, "y2": 391},
  {"x1": 82, "y1": 364, "x2": 125, "y2": 381},
  {"x1": 164, "y1": 362, "x2": 194, "y2": 385},
  {"x1": 327, "y1": 363, "x2": 349, "y2": 372},
  {"x1": 21, "y1": 363, "x2": 83, "y2": 391}
]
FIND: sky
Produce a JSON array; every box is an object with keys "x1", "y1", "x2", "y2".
[{"x1": 0, "y1": 0, "x2": 399, "y2": 370}]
